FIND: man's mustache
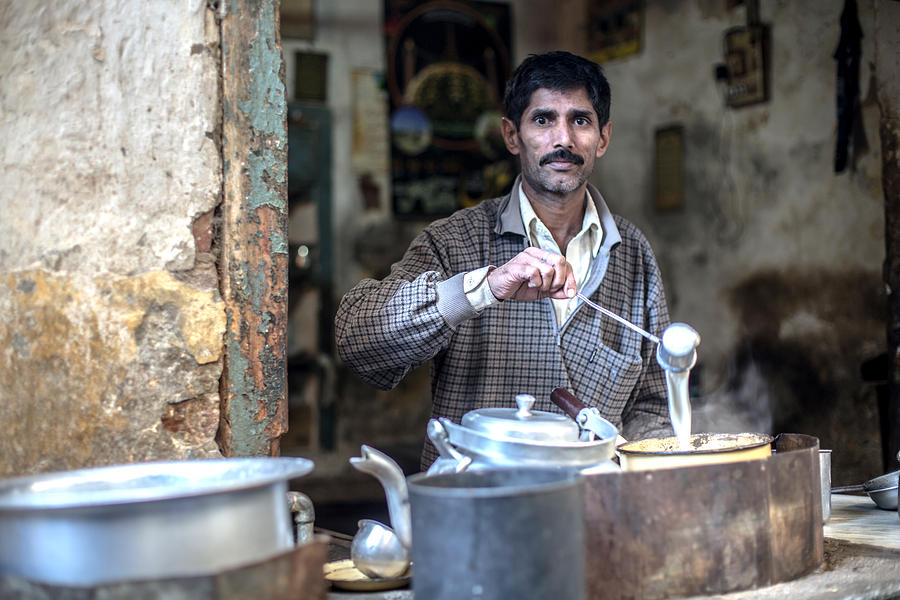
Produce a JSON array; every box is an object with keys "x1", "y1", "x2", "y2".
[{"x1": 539, "y1": 148, "x2": 585, "y2": 166}]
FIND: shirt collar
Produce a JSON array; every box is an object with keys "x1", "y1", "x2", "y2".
[
  {"x1": 518, "y1": 186, "x2": 542, "y2": 246},
  {"x1": 500, "y1": 180, "x2": 603, "y2": 257},
  {"x1": 517, "y1": 185, "x2": 603, "y2": 259},
  {"x1": 496, "y1": 177, "x2": 621, "y2": 254}
]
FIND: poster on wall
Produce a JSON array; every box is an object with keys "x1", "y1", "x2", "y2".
[
  {"x1": 384, "y1": 0, "x2": 515, "y2": 219},
  {"x1": 586, "y1": 0, "x2": 643, "y2": 63}
]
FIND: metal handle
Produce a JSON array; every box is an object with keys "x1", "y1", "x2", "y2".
[
  {"x1": 515, "y1": 394, "x2": 536, "y2": 419},
  {"x1": 576, "y1": 293, "x2": 660, "y2": 344},
  {"x1": 830, "y1": 484, "x2": 865, "y2": 494},
  {"x1": 427, "y1": 418, "x2": 473, "y2": 473},
  {"x1": 287, "y1": 491, "x2": 315, "y2": 546}
]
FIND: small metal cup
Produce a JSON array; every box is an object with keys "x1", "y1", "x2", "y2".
[{"x1": 819, "y1": 449, "x2": 832, "y2": 523}]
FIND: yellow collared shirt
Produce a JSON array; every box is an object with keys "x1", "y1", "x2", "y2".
[
  {"x1": 519, "y1": 186, "x2": 602, "y2": 327},
  {"x1": 464, "y1": 186, "x2": 603, "y2": 327}
]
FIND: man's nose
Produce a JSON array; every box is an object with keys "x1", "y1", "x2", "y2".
[{"x1": 552, "y1": 122, "x2": 575, "y2": 148}]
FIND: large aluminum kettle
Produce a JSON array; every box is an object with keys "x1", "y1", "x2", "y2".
[{"x1": 426, "y1": 393, "x2": 619, "y2": 475}]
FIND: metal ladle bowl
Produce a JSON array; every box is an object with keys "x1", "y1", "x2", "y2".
[{"x1": 350, "y1": 518, "x2": 410, "y2": 579}]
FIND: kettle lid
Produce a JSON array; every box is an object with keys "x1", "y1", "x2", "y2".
[{"x1": 460, "y1": 394, "x2": 581, "y2": 443}]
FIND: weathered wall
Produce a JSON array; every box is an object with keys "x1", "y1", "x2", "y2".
[
  {"x1": 290, "y1": 0, "x2": 890, "y2": 492},
  {"x1": 0, "y1": 1, "x2": 225, "y2": 475},
  {"x1": 593, "y1": 1, "x2": 886, "y2": 483}
]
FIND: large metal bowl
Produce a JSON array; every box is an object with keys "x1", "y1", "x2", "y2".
[{"x1": 0, "y1": 457, "x2": 314, "y2": 586}]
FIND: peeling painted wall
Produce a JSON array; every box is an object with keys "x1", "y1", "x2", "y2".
[{"x1": 0, "y1": 1, "x2": 225, "y2": 475}]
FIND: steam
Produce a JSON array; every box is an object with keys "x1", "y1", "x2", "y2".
[{"x1": 691, "y1": 360, "x2": 774, "y2": 434}]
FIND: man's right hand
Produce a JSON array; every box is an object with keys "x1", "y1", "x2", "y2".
[{"x1": 486, "y1": 247, "x2": 577, "y2": 301}]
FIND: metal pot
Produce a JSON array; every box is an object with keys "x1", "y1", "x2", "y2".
[
  {"x1": 616, "y1": 432, "x2": 774, "y2": 471},
  {"x1": 350, "y1": 445, "x2": 585, "y2": 600},
  {"x1": 0, "y1": 457, "x2": 314, "y2": 586},
  {"x1": 426, "y1": 393, "x2": 618, "y2": 475},
  {"x1": 409, "y1": 468, "x2": 585, "y2": 600}
]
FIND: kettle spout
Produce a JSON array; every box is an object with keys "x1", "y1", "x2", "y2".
[{"x1": 349, "y1": 445, "x2": 412, "y2": 549}]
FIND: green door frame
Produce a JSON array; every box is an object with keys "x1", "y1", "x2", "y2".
[{"x1": 218, "y1": 0, "x2": 289, "y2": 457}]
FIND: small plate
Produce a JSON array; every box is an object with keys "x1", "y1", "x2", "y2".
[{"x1": 323, "y1": 559, "x2": 411, "y2": 591}]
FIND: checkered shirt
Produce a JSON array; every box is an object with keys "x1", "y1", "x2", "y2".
[{"x1": 335, "y1": 178, "x2": 673, "y2": 470}]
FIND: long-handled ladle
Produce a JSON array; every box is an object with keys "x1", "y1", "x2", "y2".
[
  {"x1": 576, "y1": 293, "x2": 659, "y2": 344},
  {"x1": 576, "y1": 293, "x2": 700, "y2": 449}
]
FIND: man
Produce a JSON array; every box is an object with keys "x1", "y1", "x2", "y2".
[{"x1": 336, "y1": 51, "x2": 673, "y2": 469}]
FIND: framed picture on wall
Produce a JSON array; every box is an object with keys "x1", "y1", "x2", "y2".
[
  {"x1": 587, "y1": 0, "x2": 643, "y2": 63},
  {"x1": 653, "y1": 124, "x2": 684, "y2": 211},
  {"x1": 384, "y1": 0, "x2": 516, "y2": 219}
]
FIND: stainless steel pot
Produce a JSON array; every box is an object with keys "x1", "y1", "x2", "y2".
[
  {"x1": 0, "y1": 457, "x2": 314, "y2": 586},
  {"x1": 409, "y1": 467, "x2": 585, "y2": 600},
  {"x1": 426, "y1": 393, "x2": 618, "y2": 475},
  {"x1": 350, "y1": 445, "x2": 586, "y2": 600}
]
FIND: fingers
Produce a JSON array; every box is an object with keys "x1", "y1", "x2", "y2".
[
  {"x1": 551, "y1": 265, "x2": 577, "y2": 300},
  {"x1": 490, "y1": 248, "x2": 576, "y2": 301},
  {"x1": 518, "y1": 248, "x2": 552, "y2": 293},
  {"x1": 525, "y1": 248, "x2": 574, "y2": 297}
]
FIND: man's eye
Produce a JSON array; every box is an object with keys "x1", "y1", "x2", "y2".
[
  {"x1": 575, "y1": 117, "x2": 588, "y2": 126},
  {"x1": 535, "y1": 116, "x2": 548, "y2": 125}
]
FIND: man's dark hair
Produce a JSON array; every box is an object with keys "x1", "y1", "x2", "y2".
[{"x1": 502, "y1": 51, "x2": 611, "y2": 130}]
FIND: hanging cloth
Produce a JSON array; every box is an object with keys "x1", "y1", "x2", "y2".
[{"x1": 833, "y1": 0, "x2": 863, "y2": 173}]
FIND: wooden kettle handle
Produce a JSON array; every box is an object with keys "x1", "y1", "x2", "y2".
[{"x1": 550, "y1": 388, "x2": 587, "y2": 420}]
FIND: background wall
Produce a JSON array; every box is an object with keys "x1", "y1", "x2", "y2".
[
  {"x1": 282, "y1": 0, "x2": 889, "y2": 501},
  {"x1": 0, "y1": 1, "x2": 225, "y2": 475},
  {"x1": 591, "y1": 2, "x2": 886, "y2": 482}
]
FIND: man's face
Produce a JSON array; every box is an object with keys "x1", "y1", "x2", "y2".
[{"x1": 501, "y1": 87, "x2": 611, "y2": 199}]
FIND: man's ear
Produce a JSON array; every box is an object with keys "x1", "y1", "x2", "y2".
[
  {"x1": 501, "y1": 117, "x2": 521, "y2": 155},
  {"x1": 596, "y1": 121, "x2": 612, "y2": 158}
]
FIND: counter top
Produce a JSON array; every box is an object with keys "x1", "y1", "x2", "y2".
[
  {"x1": 327, "y1": 494, "x2": 900, "y2": 600},
  {"x1": 711, "y1": 494, "x2": 900, "y2": 600},
  {"x1": 824, "y1": 492, "x2": 899, "y2": 550}
]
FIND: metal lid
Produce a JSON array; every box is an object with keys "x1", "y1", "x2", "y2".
[
  {"x1": 460, "y1": 394, "x2": 581, "y2": 443},
  {"x1": 0, "y1": 458, "x2": 314, "y2": 510}
]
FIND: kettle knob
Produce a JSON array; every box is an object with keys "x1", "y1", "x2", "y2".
[{"x1": 515, "y1": 394, "x2": 536, "y2": 419}]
